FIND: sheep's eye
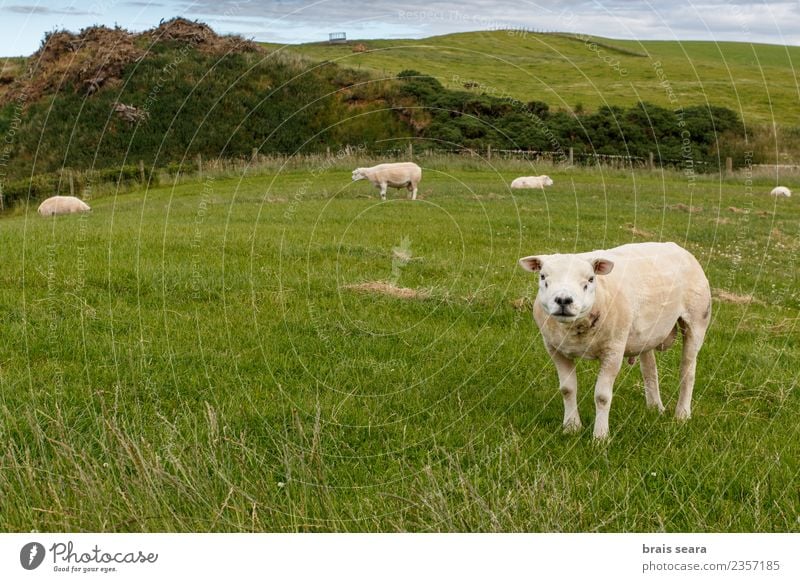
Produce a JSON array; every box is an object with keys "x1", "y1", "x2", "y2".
[{"x1": 588, "y1": 276, "x2": 595, "y2": 283}]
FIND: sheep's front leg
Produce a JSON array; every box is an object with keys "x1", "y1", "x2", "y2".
[
  {"x1": 411, "y1": 181, "x2": 418, "y2": 200},
  {"x1": 593, "y1": 350, "x2": 624, "y2": 439},
  {"x1": 378, "y1": 183, "x2": 387, "y2": 201},
  {"x1": 547, "y1": 347, "x2": 581, "y2": 432}
]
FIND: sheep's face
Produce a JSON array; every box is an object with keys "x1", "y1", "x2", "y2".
[
  {"x1": 352, "y1": 168, "x2": 367, "y2": 181},
  {"x1": 542, "y1": 176, "x2": 554, "y2": 186},
  {"x1": 518, "y1": 254, "x2": 614, "y2": 322}
]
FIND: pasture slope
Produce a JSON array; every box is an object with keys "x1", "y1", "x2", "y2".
[
  {"x1": 267, "y1": 30, "x2": 800, "y2": 141},
  {"x1": 0, "y1": 159, "x2": 797, "y2": 531}
]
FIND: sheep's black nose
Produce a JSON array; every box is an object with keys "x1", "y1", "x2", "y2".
[{"x1": 554, "y1": 295, "x2": 573, "y2": 306}]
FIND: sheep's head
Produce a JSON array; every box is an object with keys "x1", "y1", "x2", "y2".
[
  {"x1": 352, "y1": 168, "x2": 367, "y2": 181},
  {"x1": 518, "y1": 253, "x2": 614, "y2": 322},
  {"x1": 542, "y1": 175, "x2": 554, "y2": 186}
]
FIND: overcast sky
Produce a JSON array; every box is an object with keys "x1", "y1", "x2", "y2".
[{"x1": 1, "y1": 0, "x2": 799, "y2": 56}]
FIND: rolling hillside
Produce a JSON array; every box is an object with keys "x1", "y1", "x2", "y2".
[
  {"x1": 265, "y1": 31, "x2": 800, "y2": 132},
  {"x1": 0, "y1": 18, "x2": 410, "y2": 188},
  {"x1": 0, "y1": 23, "x2": 795, "y2": 206}
]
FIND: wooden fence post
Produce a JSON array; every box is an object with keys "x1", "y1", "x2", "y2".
[
  {"x1": 139, "y1": 160, "x2": 146, "y2": 183},
  {"x1": 69, "y1": 171, "x2": 75, "y2": 197},
  {"x1": 568, "y1": 147, "x2": 574, "y2": 166},
  {"x1": 649, "y1": 151, "x2": 654, "y2": 170},
  {"x1": 726, "y1": 157, "x2": 733, "y2": 175},
  {"x1": 408, "y1": 142, "x2": 413, "y2": 160},
  {"x1": 487, "y1": 144, "x2": 492, "y2": 160},
  {"x1": 196, "y1": 153, "x2": 203, "y2": 179}
]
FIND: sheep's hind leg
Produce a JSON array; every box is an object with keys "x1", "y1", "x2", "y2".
[
  {"x1": 639, "y1": 350, "x2": 665, "y2": 413},
  {"x1": 675, "y1": 317, "x2": 707, "y2": 421}
]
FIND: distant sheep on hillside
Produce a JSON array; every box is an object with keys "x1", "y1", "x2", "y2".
[
  {"x1": 510, "y1": 175, "x2": 553, "y2": 190},
  {"x1": 37, "y1": 196, "x2": 91, "y2": 216},
  {"x1": 770, "y1": 186, "x2": 791, "y2": 197}
]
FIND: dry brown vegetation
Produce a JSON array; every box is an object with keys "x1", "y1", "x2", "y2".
[
  {"x1": 0, "y1": 18, "x2": 260, "y2": 105},
  {"x1": 623, "y1": 223, "x2": 654, "y2": 237},
  {"x1": 510, "y1": 297, "x2": 533, "y2": 311},
  {"x1": 713, "y1": 288, "x2": 763, "y2": 305}
]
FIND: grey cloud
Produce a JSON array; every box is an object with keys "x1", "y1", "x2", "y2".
[
  {"x1": 12, "y1": 0, "x2": 796, "y2": 45},
  {"x1": 172, "y1": 0, "x2": 800, "y2": 43},
  {"x1": 3, "y1": 4, "x2": 98, "y2": 16}
]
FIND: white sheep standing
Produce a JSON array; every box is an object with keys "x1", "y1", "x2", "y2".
[
  {"x1": 510, "y1": 175, "x2": 554, "y2": 190},
  {"x1": 37, "y1": 195, "x2": 91, "y2": 216},
  {"x1": 352, "y1": 162, "x2": 422, "y2": 200},
  {"x1": 518, "y1": 242, "x2": 711, "y2": 440},
  {"x1": 770, "y1": 186, "x2": 792, "y2": 197}
]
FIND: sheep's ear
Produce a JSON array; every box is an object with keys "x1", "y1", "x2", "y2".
[
  {"x1": 518, "y1": 256, "x2": 544, "y2": 272},
  {"x1": 591, "y1": 257, "x2": 614, "y2": 275}
]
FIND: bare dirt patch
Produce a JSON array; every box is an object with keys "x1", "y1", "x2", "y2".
[
  {"x1": 668, "y1": 203, "x2": 703, "y2": 213},
  {"x1": 344, "y1": 281, "x2": 430, "y2": 300}
]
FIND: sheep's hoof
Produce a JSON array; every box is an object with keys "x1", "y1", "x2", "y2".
[
  {"x1": 646, "y1": 402, "x2": 666, "y2": 414},
  {"x1": 562, "y1": 419, "x2": 583, "y2": 434},
  {"x1": 675, "y1": 407, "x2": 691, "y2": 421},
  {"x1": 592, "y1": 426, "x2": 610, "y2": 440}
]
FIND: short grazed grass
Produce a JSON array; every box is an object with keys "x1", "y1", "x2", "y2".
[{"x1": 0, "y1": 161, "x2": 798, "y2": 532}]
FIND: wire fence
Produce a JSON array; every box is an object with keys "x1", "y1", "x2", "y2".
[{"x1": 0, "y1": 146, "x2": 786, "y2": 213}]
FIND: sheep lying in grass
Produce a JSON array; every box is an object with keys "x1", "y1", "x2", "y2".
[
  {"x1": 770, "y1": 186, "x2": 791, "y2": 197},
  {"x1": 518, "y1": 242, "x2": 711, "y2": 440},
  {"x1": 37, "y1": 196, "x2": 91, "y2": 216},
  {"x1": 510, "y1": 175, "x2": 553, "y2": 190},
  {"x1": 352, "y1": 162, "x2": 422, "y2": 200}
]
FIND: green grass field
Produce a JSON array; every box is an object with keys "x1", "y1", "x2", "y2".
[
  {"x1": 0, "y1": 159, "x2": 798, "y2": 531},
  {"x1": 264, "y1": 31, "x2": 800, "y2": 128}
]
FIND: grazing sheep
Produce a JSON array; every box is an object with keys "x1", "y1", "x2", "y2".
[
  {"x1": 510, "y1": 175, "x2": 553, "y2": 190},
  {"x1": 770, "y1": 186, "x2": 792, "y2": 197},
  {"x1": 518, "y1": 242, "x2": 711, "y2": 440},
  {"x1": 37, "y1": 196, "x2": 91, "y2": 216},
  {"x1": 352, "y1": 162, "x2": 422, "y2": 200}
]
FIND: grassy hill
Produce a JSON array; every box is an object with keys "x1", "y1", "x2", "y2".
[
  {"x1": 1, "y1": 160, "x2": 797, "y2": 531},
  {"x1": 265, "y1": 31, "x2": 800, "y2": 141},
  {"x1": 0, "y1": 19, "x2": 410, "y2": 188}
]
